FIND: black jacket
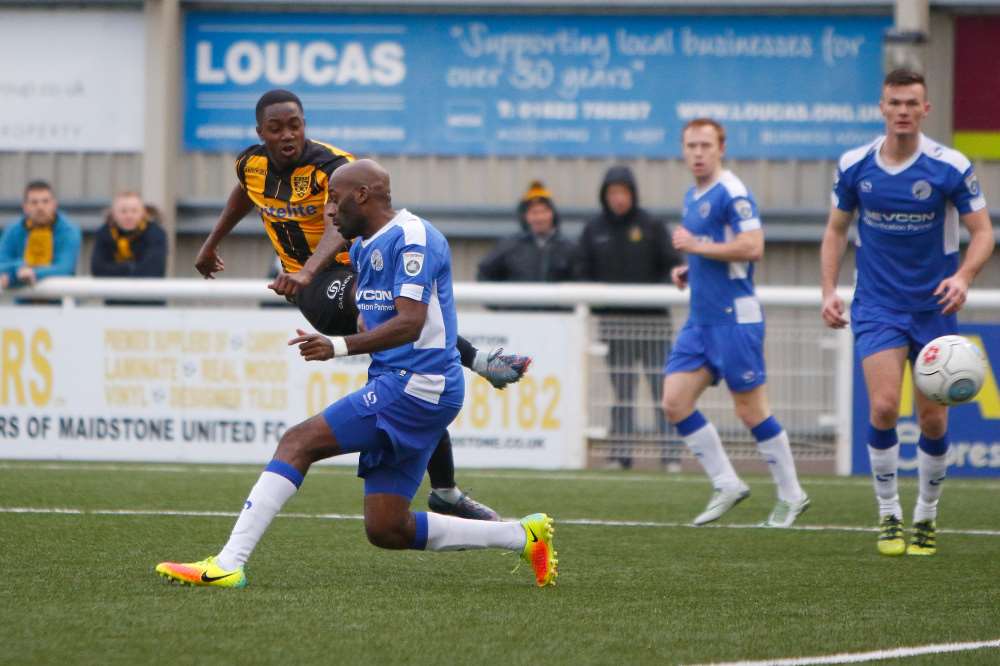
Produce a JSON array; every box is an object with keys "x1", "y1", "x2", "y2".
[
  {"x1": 575, "y1": 165, "x2": 683, "y2": 314},
  {"x1": 478, "y1": 193, "x2": 576, "y2": 284},
  {"x1": 91, "y1": 218, "x2": 167, "y2": 278},
  {"x1": 477, "y1": 231, "x2": 576, "y2": 283}
]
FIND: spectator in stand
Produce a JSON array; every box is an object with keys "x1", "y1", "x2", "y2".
[
  {"x1": 91, "y1": 192, "x2": 167, "y2": 306},
  {"x1": 91, "y1": 192, "x2": 167, "y2": 279},
  {"x1": 576, "y1": 165, "x2": 684, "y2": 469},
  {"x1": 477, "y1": 180, "x2": 576, "y2": 287},
  {"x1": 0, "y1": 180, "x2": 81, "y2": 294}
]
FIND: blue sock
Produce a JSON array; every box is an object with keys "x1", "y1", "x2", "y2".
[
  {"x1": 264, "y1": 459, "x2": 305, "y2": 487},
  {"x1": 917, "y1": 434, "x2": 948, "y2": 457},
  {"x1": 750, "y1": 415, "x2": 782, "y2": 442},
  {"x1": 674, "y1": 410, "x2": 708, "y2": 437},
  {"x1": 410, "y1": 511, "x2": 428, "y2": 550},
  {"x1": 867, "y1": 424, "x2": 898, "y2": 450}
]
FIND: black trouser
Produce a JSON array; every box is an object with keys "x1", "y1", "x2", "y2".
[
  {"x1": 600, "y1": 317, "x2": 672, "y2": 467},
  {"x1": 607, "y1": 336, "x2": 668, "y2": 439},
  {"x1": 295, "y1": 265, "x2": 359, "y2": 336}
]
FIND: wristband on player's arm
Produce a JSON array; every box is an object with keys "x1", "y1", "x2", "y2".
[{"x1": 331, "y1": 336, "x2": 349, "y2": 357}]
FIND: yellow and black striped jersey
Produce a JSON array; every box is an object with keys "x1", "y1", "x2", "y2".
[{"x1": 235, "y1": 139, "x2": 354, "y2": 272}]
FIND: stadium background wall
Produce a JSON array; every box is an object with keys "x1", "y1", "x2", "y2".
[{"x1": 0, "y1": 1, "x2": 997, "y2": 287}]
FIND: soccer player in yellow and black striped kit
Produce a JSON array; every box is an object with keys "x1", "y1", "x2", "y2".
[{"x1": 195, "y1": 89, "x2": 529, "y2": 521}]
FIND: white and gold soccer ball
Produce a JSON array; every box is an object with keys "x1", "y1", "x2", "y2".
[{"x1": 913, "y1": 335, "x2": 987, "y2": 406}]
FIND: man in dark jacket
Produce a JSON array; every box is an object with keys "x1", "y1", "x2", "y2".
[
  {"x1": 91, "y1": 192, "x2": 168, "y2": 305},
  {"x1": 91, "y1": 192, "x2": 167, "y2": 279},
  {"x1": 576, "y1": 165, "x2": 684, "y2": 468},
  {"x1": 477, "y1": 180, "x2": 576, "y2": 285}
]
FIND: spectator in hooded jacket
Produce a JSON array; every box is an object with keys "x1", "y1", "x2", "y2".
[
  {"x1": 91, "y1": 192, "x2": 167, "y2": 279},
  {"x1": 0, "y1": 180, "x2": 81, "y2": 294},
  {"x1": 576, "y1": 165, "x2": 684, "y2": 468},
  {"x1": 477, "y1": 180, "x2": 576, "y2": 285}
]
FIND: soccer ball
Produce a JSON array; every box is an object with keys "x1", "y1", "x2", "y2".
[{"x1": 913, "y1": 335, "x2": 987, "y2": 406}]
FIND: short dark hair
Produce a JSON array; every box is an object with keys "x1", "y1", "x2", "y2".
[
  {"x1": 23, "y1": 180, "x2": 53, "y2": 200},
  {"x1": 883, "y1": 68, "x2": 927, "y2": 92},
  {"x1": 255, "y1": 89, "x2": 303, "y2": 124}
]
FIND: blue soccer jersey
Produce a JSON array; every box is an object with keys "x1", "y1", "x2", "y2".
[
  {"x1": 832, "y1": 134, "x2": 987, "y2": 311},
  {"x1": 349, "y1": 209, "x2": 464, "y2": 407},
  {"x1": 681, "y1": 170, "x2": 763, "y2": 326}
]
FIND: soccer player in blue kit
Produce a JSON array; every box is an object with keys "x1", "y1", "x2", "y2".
[
  {"x1": 820, "y1": 69, "x2": 994, "y2": 556},
  {"x1": 156, "y1": 160, "x2": 558, "y2": 588},
  {"x1": 664, "y1": 119, "x2": 809, "y2": 527}
]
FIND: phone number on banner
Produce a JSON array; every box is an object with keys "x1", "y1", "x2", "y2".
[{"x1": 306, "y1": 372, "x2": 561, "y2": 431}]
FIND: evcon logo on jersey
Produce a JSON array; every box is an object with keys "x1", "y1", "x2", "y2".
[
  {"x1": 358, "y1": 289, "x2": 393, "y2": 301},
  {"x1": 865, "y1": 211, "x2": 936, "y2": 223}
]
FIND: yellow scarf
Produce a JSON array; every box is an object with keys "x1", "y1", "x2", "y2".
[
  {"x1": 23, "y1": 219, "x2": 54, "y2": 267},
  {"x1": 109, "y1": 218, "x2": 148, "y2": 263}
]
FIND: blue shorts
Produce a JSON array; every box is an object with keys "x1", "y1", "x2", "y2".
[
  {"x1": 322, "y1": 370, "x2": 461, "y2": 500},
  {"x1": 664, "y1": 321, "x2": 767, "y2": 393},
  {"x1": 851, "y1": 300, "x2": 957, "y2": 362}
]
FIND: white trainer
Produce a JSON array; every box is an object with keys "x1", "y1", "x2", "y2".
[
  {"x1": 692, "y1": 484, "x2": 751, "y2": 526},
  {"x1": 761, "y1": 494, "x2": 811, "y2": 528}
]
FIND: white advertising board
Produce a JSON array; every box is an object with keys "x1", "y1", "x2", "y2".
[
  {"x1": 0, "y1": 306, "x2": 584, "y2": 469},
  {"x1": 0, "y1": 10, "x2": 145, "y2": 151}
]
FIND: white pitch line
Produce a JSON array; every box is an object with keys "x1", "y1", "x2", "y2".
[
  {"x1": 2, "y1": 506, "x2": 999, "y2": 537},
  {"x1": 2, "y1": 461, "x2": 1000, "y2": 490},
  {"x1": 689, "y1": 638, "x2": 1000, "y2": 666}
]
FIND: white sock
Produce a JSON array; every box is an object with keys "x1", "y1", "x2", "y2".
[
  {"x1": 914, "y1": 449, "x2": 948, "y2": 523},
  {"x1": 431, "y1": 486, "x2": 463, "y2": 503},
  {"x1": 757, "y1": 430, "x2": 804, "y2": 502},
  {"x1": 685, "y1": 422, "x2": 742, "y2": 491},
  {"x1": 868, "y1": 444, "x2": 902, "y2": 519},
  {"x1": 424, "y1": 512, "x2": 526, "y2": 551},
  {"x1": 216, "y1": 470, "x2": 298, "y2": 570}
]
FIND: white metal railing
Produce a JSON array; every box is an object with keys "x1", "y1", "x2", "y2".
[
  {"x1": 4, "y1": 278, "x2": 1000, "y2": 476},
  {"x1": 7, "y1": 277, "x2": 1000, "y2": 309},
  {"x1": 0, "y1": 277, "x2": 871, "y2": 306}
]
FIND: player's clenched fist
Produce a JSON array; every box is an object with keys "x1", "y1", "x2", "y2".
[
  {"x1": 269, "y1": 269, "x2": 313, "y2": 298},
  {"x1": 670, "y1": 265, "x2": 689, "y2": 290},
  {"x1": 671, "y1": 226, "x2": 699, "y2": 253},
  {"x1": 288, "y1": 328, "x2": 335, "y2": 361},
  {"x1": 195, "y1": 246, "x2": 224, "y2": 278},
  {"x1": 821, "y1": 292, "x2": 848, "y2": 329}
]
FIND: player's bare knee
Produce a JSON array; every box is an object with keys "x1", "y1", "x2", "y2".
[
  {"x1": 869, "y1": 394, "x2": 900, "y2": 427},
  {"x1": 734, "y1": 403, "x2": 766, "y2": 430},
  {"x1": 364, "y1": 515, "x2": 409, "y2": 550},
  {"x1": 274, "y1": 423, "x2": 310, "y2": 465},
  {"x1": 917, "y1": 408, "x2": 948, "y2": 439},
  {"x1": 661, "y1": 390, "x2": 693, "y2": 423}
]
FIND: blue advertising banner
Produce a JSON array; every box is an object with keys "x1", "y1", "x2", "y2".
[
  {"x1": 184, "y1": 12, "x2": 890, "y2": 158},
  {"x1": 851, "y1": 325, "x2": 1000, "y2": 477}
]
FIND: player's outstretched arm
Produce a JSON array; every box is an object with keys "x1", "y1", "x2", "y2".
[
  {"x1": 819, "y1": 207, "x2": 854, "y2": 328},
  {"x1": 271, "y1": 211, "x2": 349, "y2": 297},
  {"x1": 289, "y1": 296, "x2": 428, "y2": 361},
  {"x1": 935, "y1": 208, "x2": 996, "y2": 315},
  {"x1": 195, "y1": 184, "x2": 255, "y2": 279}
]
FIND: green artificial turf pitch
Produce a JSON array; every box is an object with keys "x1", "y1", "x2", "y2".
[{"x1": 0, "y1": 462, "x2": 998, "y2": 665}]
